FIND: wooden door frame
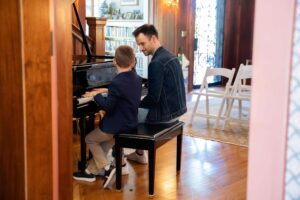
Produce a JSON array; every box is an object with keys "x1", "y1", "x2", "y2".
[
  {"x1": 51, "y1": 0, "x2": 73, "y2": 199},
  {"x1": 177, "y1": 0, "x2": 195, "y2": 92},
  {"x1": 0, "y1": 1, "x2": 72, "y2": 199}
]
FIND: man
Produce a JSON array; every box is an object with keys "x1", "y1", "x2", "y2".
[{"x1": 127, "y1": 24, "x2": 187, "y2": 164}]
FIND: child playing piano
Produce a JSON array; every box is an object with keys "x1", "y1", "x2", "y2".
[{"x1": 73, "y1": 45, "x2": 142, "y2": 188}]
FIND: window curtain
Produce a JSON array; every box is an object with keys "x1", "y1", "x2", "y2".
[{"x1": 214, "y1": 0, "x2": 225, "y2": 83}]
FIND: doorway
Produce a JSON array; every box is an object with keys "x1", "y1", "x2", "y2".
[{"x1": 193, "y1": 0, "x2": 225, "y2": 87}]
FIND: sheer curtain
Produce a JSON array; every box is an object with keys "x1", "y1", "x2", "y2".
[{"x1": 193, "y1": 0, "x2": 225, "y2": 86}]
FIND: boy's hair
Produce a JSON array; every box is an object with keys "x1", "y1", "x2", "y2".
[
  {"x1": 114, "y1": 45, "x2": 135, "y2": 68},
  {"x1": 132, "y1": 24, "x2": 158, "y2": 39}
]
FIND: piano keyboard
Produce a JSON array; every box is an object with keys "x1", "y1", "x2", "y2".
[
  {"x1": 77, "y1": 93, "x2": 108, "y2": 105},
  {"x1": 77, "y1": 96, "x2": 93, "y2": 105}
]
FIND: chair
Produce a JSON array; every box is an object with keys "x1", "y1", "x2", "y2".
[
  {"x1": 221, "y1": 64, "x2": 252, "y2": 128},
  {"x1": 189, "y1": 67, "x2": 236, "y2": 128}
]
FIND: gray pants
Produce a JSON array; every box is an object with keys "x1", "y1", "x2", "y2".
[
  {"x1": 138, "y1": 108, "x2": 149, "y2": 123},
  {"x1": 85, "y1": 128, "x2": 114, "y2": 174}
]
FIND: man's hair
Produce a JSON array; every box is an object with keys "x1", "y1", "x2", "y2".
[
  {"x1": 132, "y1": 24, "x2": 158, "y2": 39},
  {"x1": 115, "y1": 45, "x2": 135, "y2": 68}
]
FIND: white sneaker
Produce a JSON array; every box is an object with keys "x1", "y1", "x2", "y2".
[
  {"x1": 103, "y1": 165, "x2": 116, "y2": 188},
  {"x1": 121, "y1": 162, "x2": 129, "y2": 175},
  {"x1": 96, "y1": 162, "x2": 129, "y2": 176},
  {"x1": 126, "y1": 151, "x2": 148, "y2": 164}
]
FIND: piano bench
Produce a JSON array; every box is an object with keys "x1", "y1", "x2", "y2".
[{"x1": 114, "y1": 121, "x2": 184, "y2": 196}]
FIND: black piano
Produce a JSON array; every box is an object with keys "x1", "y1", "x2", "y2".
[
  {"x1": 71, "y1": 2, "x2": 117, "y2": 171},
  {"x1": 73, "y1": 59, "x2": 118, "y2": 171},
  {"x1": 72, "y1": 3, "x2": 147, "y2": 172}
]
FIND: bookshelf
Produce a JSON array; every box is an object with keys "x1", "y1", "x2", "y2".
[
  {"x1": 105, "y1": 20, "x2": 148, "y2": 78},
  {"x1": 102, "y1": 0, "x2": 149, "y2": 78}
]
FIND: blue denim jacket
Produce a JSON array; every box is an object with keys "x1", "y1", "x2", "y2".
[{"x1": 140, "y1": 47, "x2": 187, "y2": 123}]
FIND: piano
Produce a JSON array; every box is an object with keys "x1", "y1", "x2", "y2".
[
  {"x1": 73, "y1": 60, "x2": 116, "y2": 117},
  {"x1": 72, "y1": 3, "x2": 147, "y2": 172}
]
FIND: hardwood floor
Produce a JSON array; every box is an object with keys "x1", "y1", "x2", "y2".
[
  {"x1": 73, "y1": 134, "x2": 248, "y2": 199},
  {"x1": 73, "y1": 91, "x2": 248, "y2": 199}
]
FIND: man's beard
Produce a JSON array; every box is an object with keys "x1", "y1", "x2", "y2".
[
  {"x1": 142, "y1": 50, "x2": 151, "y2": 56},
  {"x1": 142, "y1": 51, "x2": 149, "y2": 56}
]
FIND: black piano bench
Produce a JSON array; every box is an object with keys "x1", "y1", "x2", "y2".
[{"x1": 114, "y1": 120, "x2": 185, "y2": 196}]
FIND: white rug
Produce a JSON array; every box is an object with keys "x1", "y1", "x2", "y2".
[{"x1": 181, "y1": 97, "x2": 249, "y2": 147}]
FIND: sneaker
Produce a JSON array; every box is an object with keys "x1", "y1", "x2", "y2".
[
  {"x1": 97, "y1": 162, "x2": 129, "y2": 176},
  {"x1": 94, "y1": 168, "x2": 105, "y2": 176},
  {"x1": 121, "y1": 162, "x2": 129, "y2": 175},
  {"x1": 126, "y1": 152, "x2": 148, "y2": 164},
  {"x1": 73, "y1": 171, "x2": 96, "y2": 182},
  {"x1": 103, "y1": 165, "x2": 116, "y2": 188}
]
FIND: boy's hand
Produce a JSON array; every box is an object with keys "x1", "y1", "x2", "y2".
[
  {"x1": 99, "y1": 110, "x2": 106, "y2": 119},
  {"x1": 82, "y1": 91, "x2": 98, "y2": 97},
  {"x1": 82, "y1": 88, "x2": 108, "y2": 97},
  {"x1": 92, "y1": 88, "x2": 108, "y2": 94}
]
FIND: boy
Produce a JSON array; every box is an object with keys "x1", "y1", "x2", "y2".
[{"x1": 73, "y1": 45, "x2": 142, "y2": 188}]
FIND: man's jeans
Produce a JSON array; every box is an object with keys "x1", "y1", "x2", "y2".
[{"x1": 138, "y1": 108, "x2": 179, "y2": 124}]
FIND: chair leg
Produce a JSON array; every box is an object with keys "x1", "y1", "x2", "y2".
[
  {"x1": 176, "y1": 131, "x2": 183, "y2": 172},
  {"x1": 115, "y1": 141, "x2": 122, "y2": 191},
  {"x1": 205, "y1": 95, "x2": 209, "y2": 124},
  {"x1": 148, "y1": 145, "x2": 156, "y2": 196},
  {"x1": 223, "y1": 98, "x2": 235, "y2": 129},
  {"x1": 225, "y1": 98, "x2": 230, "y2": 114},
  {"x1": 215, "y1": 97, "x2": 226, "y2": 129},
  {"x1": 238, "y1": 100, "x2": 242, "y2": 119},
  {"x1": 189, "y1": 94, "x2": 201, "y2": 124}
]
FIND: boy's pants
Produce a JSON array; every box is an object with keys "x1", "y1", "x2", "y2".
[{"x1": 85, "y1": 127, "x2": 114, "y2": 174}]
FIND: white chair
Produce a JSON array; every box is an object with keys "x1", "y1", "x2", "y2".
[
  {"x1": 222, "y1": 64, "x2": 252, "y2": 128},
  {"x1": 189, "y1": 67, "x2": 236, "y2": 128}
]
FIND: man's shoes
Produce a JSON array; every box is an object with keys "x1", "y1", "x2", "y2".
[
  {"x1": 126, "y1": 151, "x2": 148, "y2": 164},
  {"x1": 73, "y1": 171, "x2": 96, "y2": 182},
  {"x1": 103, "y1": 165, "x2": 116, "y2": 188}
]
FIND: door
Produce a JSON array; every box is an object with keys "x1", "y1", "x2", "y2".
[{"x1": 193, "y1": 0, "x2": 225, "y2": 87}]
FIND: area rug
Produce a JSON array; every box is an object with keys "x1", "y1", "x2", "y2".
[{"x1": 181, "y1": 97, "x2": 249, "y2": 147}]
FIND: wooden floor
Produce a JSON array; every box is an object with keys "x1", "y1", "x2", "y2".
[
  {"x1": 73, "y1": 135, "x2": 248, "y2": 200},
  {"x1": 73, "y1": 92, "x2": 248, "y2": 199}
]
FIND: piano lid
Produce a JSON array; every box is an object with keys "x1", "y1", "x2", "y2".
[
  {"x1": 72, "y1": 3, "x2": 113, "y2": 62},
  {"x1": 72, "y1": 57, "x2": 113, "y2": 67}
]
